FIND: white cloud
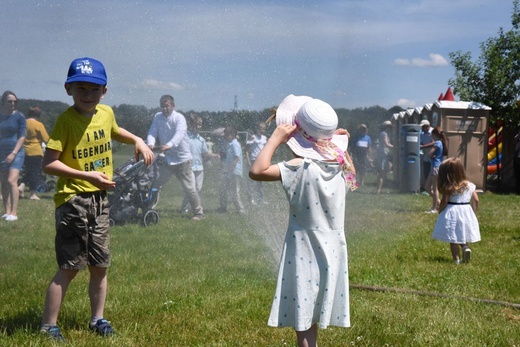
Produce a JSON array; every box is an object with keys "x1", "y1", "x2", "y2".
[
  {"x1": 397, "y1": 99, "x2": 416, "y2": 108},
  {"x1": 0, "y1": 0, "x2": 512, "y2": 111},
  {"x1": 394, "y1": 53, "x2": 449, "y2": 67},
  {"x1": 138, "y1": 79, "x2": 184, "y2": 91}
]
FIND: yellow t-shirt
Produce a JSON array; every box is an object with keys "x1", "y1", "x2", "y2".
[
  {"x1": 46, "y1": 104, "x2": 120, "y2": 207},
  {"x1": 23, "y1": 118, "x2": 50, "y2": 156}
]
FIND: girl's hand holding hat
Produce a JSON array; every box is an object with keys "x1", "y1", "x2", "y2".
[
  {"x1": 334, "y1": 128, "x2": 350, "y2": 138},
  {"x1": 271, "y1": 123, "x2": 297, "y2": 144}
]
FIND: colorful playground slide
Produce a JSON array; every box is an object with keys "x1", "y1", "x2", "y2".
[{"x1": 487, "y1": 127, "x2": 503, "y2": 175}]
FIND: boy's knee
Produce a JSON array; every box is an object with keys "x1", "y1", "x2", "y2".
[{"x1": 88, "y1": 266, "x2": 108, "y2": 278}]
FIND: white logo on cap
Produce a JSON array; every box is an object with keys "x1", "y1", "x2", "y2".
[{"x1": 76, "y1": 60, "x2": 93, "y2": 75}]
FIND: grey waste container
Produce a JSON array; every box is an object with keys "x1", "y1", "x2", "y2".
[{"x1": 400, "y1": 124, "x2": 421, "y2": 194}]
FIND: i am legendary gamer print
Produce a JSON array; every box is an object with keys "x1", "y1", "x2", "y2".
[{"x1": 71, "y1": 129, "x2": 112, "y2": 172}]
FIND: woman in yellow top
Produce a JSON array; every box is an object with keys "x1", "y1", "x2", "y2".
[{"x1": 21, "y1": 106, "x2": 49, "y2": 200}]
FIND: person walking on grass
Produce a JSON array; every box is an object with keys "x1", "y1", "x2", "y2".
[
  {"x1": 0, "y1": 90, "x2": 26, "y2": 222},
  {"x1": 419, "y1": 119, "x2": 434, "y2": 193},
  {"x1": 432, "y1": 157, "x2": 480, "y2": 264},
  {"x1": 375, "y1": 120, "x2": 393, "y2": 194},
  {"x1": 424, "y1": 126, "x2": 448, "y2": 213},
  {"x1": 351, "y1": 123, "x2": 371, "y2": 187},
  {"x1": 218, "y1": 126, "x2": 245, "y2": 214},
  {"x1": 250, "y1": 95, "x2": 357, "y2": 347},
  {"x1": 245, "y1": 122, "x2": 267, "y2": 204},
  {"x1": 40, "y1": 57, "x2": 154, "y2": 342},
  {"x1": 19, "y1": 106, "x2": 49, "y2": 200},
  {"x1": 147, "y1": 95, "x2": 204, "y2": 220},
  {"x1": 180, "y1": 113, "x2": 219, "y2": 213}
]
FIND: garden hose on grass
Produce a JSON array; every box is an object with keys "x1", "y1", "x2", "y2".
[{"x1": 350, "y1": 284, "x2": 520, "y2": 310}]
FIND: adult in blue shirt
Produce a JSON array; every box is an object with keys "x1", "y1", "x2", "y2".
[
  {"x1": 0, "y1": 91, "x2": 26, "y2": 222},
  {"x1": 351, "y1": 123, "x2": 372, "y2": 187},
  {"x1": 424, "y1": 126, "x2": 447, "y2": 213}
]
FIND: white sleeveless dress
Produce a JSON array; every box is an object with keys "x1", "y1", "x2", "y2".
[{"x1": 432, "y1": 182, "x2": 481, "y2": 244}]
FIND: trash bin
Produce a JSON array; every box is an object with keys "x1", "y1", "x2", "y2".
[{"x1": 400, "y1": 124, "x2": 421, "y2": 194}]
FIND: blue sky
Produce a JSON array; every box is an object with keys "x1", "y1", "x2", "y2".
[{"x1": 0, "y1": 0, "x2": 515, "y2": 112}]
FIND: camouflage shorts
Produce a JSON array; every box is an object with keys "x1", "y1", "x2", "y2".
[{"x1": 55, "y1": 191, "x2": 110, "y2": 270}]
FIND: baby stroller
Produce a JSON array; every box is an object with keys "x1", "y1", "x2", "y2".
[{"x1": 108, "y1": 154, "x2": 163, "y2": 227}]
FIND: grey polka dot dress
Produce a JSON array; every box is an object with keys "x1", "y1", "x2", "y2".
[{"x1": 268, "y1": 158, "x2": 350, "y2": 331}]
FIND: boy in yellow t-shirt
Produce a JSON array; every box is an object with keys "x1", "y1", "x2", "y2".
[{"x1": 39, "y1": 57, "x2": 154, "y2": 342}]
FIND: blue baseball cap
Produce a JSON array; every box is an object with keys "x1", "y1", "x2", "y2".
[{"x1": 65, "y1": 57, "x2": 107, "y2": 85}]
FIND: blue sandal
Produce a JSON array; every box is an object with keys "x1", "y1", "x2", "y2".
[
  {"x1": 41, "y1": 326, "x2": 65, "y2": 342},
  {"x1": 89, "y1": 318, "x2": 115, "y2": 336}
]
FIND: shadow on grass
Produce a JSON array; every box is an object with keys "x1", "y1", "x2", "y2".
[{"x1": 0, "y1": 306, "x2": 81, "y2": 336}]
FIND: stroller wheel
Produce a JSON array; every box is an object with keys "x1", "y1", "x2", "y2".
[
  {"x1": 109, "y1": 218, "x2": 116, "y2": 226},
  {"x1": 35, "y1": 182, "x2": 48, "y2": 194},
  {"x1": 143, "y1": 210, "x2": 159, "y2": 227},
  {"x1": 46, "y1": 180, "x2": 57, "y2": 192}
]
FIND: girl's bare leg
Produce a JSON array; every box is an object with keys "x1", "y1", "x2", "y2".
[
  {"x1": 450, "y1": 243, "x2": 460, "y2": 262},
  {"x1": 296, "y1": 324, "x2": 318, "y2": 347}
]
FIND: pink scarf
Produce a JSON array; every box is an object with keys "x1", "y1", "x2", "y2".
[{"x1": 294, "y1": 119, "x2": 358, "y2": 191}]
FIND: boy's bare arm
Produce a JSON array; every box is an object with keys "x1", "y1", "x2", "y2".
[
  {"x1": 42, "y1": 149, "x2": 116, "y2": 190},
  {"x1": 113, "y1": 128, "x2": 154, "y2": 166}
]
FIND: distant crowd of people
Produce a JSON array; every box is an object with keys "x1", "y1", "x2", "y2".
[
  {"x1": 0, "y1": 90, "x2": 270, "y2": 223},
  {"x1": 145, "y1": 94, "x2": 270, "y2": 218}
]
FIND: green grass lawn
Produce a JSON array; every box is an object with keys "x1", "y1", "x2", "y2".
[{"x1": 1, "y1": 152, "x2": 519, "y2": 346}]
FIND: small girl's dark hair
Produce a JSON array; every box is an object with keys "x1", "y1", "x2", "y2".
[
  {"x1": 432, "y1": 126, "x2": 448, "y2": 156},
  {"x1": 266, "y1": 107, "x2": 277, "y2": 125}
]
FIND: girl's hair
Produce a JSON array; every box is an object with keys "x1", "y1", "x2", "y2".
[
  {"x1": 266, "y1": 107, "x2": 277, "y2": 125},
  {"x1": 27, "y1": 106, "x2": 42, "y2": 118},
  {"x1": 431, "y1": 126, "x2": 448, "y2": 156},
  {"x1": 437, "y1": 157, "x2": 468, "y2": 195},
  {"x1": 1, "y1": 90, "x2": 17, "y2": 106}
]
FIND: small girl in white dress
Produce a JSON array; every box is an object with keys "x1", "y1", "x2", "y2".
[
  {"x1": 249, "y1": 95, "x2": 357, "y2": 347},
  {"x1": 432, "y1": 157, "x2": 481, "y2": 264}
]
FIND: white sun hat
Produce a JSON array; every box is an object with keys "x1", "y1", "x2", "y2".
[
  {"x1": 420, "y1": 119, "x2": 430, "y2": 126},
  {"x1": 275, "y1": 94, "x2": 348, "y2": 161}
]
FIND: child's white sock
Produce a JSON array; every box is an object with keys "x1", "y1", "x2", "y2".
[{"x1": 90, "y1": 316, "x2": 103, "y2": 327}]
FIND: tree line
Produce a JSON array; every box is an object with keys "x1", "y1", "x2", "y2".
[{"x1": 15, "y1": 98, "x2": 401, "y2": 150}]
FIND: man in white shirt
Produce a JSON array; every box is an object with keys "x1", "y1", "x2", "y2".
[
  {"x1": 245, "y1": 122, "x2": 267, "y2": 204},
  {"x1": 147, "y1": 95, "x2": 203, "y2": 220},
  {"x1": 419, "y1": 119, "x2": 434, "y2": 193}
]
